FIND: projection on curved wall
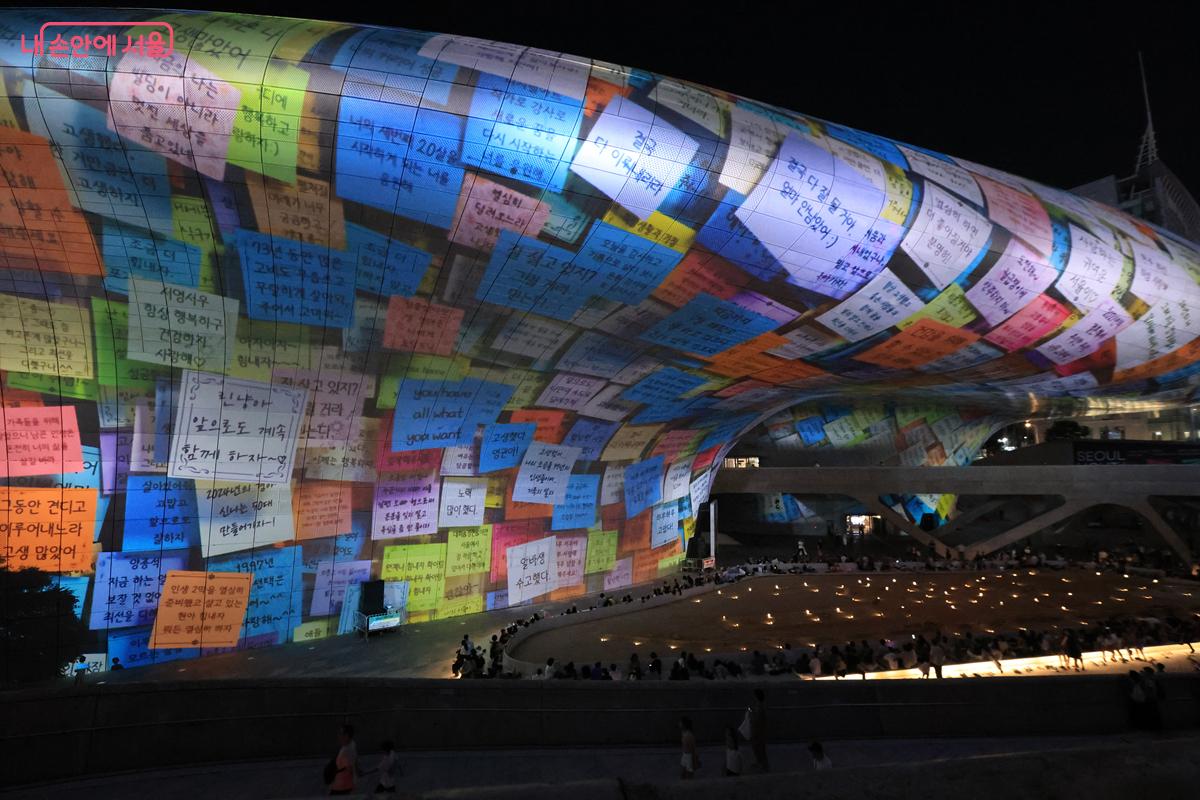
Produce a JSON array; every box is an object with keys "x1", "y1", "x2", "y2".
[{"x1": 2, "y1": 10, "x2": 1200, "y2": 669}]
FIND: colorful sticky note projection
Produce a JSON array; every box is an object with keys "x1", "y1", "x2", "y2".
[
  {"x1": 150, "y1": 571, "x2": 254, "y2": 649},
  {"x1": 0, "y1": 405, "x2": 84, "y2": 477},
  {"x1": 0, "y1": 486, "x2": 96, "y2": 573}
]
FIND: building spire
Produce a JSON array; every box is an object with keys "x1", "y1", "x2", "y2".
[{"x1": 1135, "y1": 51, "x2": 1159, "y2": 173}]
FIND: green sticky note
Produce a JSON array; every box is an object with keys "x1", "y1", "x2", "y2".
[
  {"x1": 91, "y1": 298, "x2": 164, "y2": 389},
  {"x1": 377, "y1": 355, "x2": 472, "y2": 409},
  {"x1": 584, "y1": 529, "x2": 618, "y2": 575},
  {"x1": 6, "y1": 372, "x2": 97, "y2": 400},
  {"x1": 228, "y1": 64, "x2": 308, "y2": 184}
]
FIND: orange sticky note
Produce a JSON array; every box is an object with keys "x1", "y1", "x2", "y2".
[
  {"x1": 855, "y1": 319, "x2": 980, "y2": 370},
  {"x1": 0, "y1": 129, "x2": 103, "y2": 275},
  {"x1": 0, "y1": 486, "x2": 96, "y2": 573},
  {"x1": 150, "y1": 571, "x2": 253, "y2": 649},
  {"x1": 653, "y1": 249, "x2": 748, "y2": 307},
  {"x1": 292, "y1": 481, "x2": 353, "y2": 540},
  {"x1": 383, "y1": 296, "x2": 464, "y2": 356},
  {"x1": 509, "y1": 409, "x2": 569, "y2": 443},
  {"x1": 0, "y1": 406, "x2": 83, "y2": 477}
]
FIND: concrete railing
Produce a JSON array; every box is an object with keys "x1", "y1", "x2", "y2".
[{"x1": 3, "y1": 674, "x2": 1198, "y2": 788}]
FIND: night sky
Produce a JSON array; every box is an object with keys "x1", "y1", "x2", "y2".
[{"x1": 99, "y1": 3, "x2": 1200, "y2": 199}]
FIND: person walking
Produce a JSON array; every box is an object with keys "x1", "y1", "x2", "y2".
[
  {"x1": 748, "y1": 689, "x2": 769, "y2": 772},
  {"x1": 71, "y1": 655, "x2": 89, "y2": 687},
  {"x1": 809, "y1": 741, "x2": 833, "y2": 770},
  {"x1": 369, "y1": 739, "x2": 401, "y2": 795},
  {"x1": 723, "y1": 726, "x2": 743, "y2": 777},
  {"x1": 328, "y1": 723, "x2": 358, "y2": 795},
  {"x1": 679, "y1": 717, "x2": 699, "y2": 779},
  {"x1": 929, "y1": 637, "x2": 946, "y2": 679}
]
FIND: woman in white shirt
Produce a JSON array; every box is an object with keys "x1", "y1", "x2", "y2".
[
  {"x1": 723, "y1": 727, "x2": 743, "y2": 777},
  {"x1": 371, "y1": 740, "x2": 400, "y2": 794}
]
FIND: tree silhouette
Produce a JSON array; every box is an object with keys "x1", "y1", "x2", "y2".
[{"x1": 1, "y1": 566, "x2": 87, "y2": 685}]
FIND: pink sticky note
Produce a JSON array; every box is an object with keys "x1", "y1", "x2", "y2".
[
  {"x1": 0, "y1": 406, "x2": 84, "y2": 477},
  {"x1": 449, "y1": 174, "x2": 552, "y2": 251},
  {"x1": 984, "y1": 294, "x2": 1072, "y2": 352},
  {"x1": 108, "y1": 52, "x2": 240, "y2": 181}
]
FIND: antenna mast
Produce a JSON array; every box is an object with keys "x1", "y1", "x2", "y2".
[{"x1": 1135, "y1": 51, "x2": 1158, "y2": 173}]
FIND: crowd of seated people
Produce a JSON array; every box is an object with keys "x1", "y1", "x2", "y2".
[
  {"x1": 451, "y1": 555, "x2": 1199, "y2": 680},
  {"x1": 512, "y1": 615, "x2": 1199, "y2": 683}
]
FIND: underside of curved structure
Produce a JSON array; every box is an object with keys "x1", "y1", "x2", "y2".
[{"x1": 2, "y1": 9, "x2": 1199, "y2": 669}]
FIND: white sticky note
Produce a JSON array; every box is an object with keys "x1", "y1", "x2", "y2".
[
  {"x1": 512, "y1": 442, "x2": 581, "y2": 505},
  {"x1": 663, "y1": 456, "x2": 694, "y2": 502},
  {"x1": 507, "y1": 536, "x2": 559, "y2": 603},
  {"x1": 816, "y1": 267, "x2": 926, "y2": 342},
  {"x1": 898, "y1": 145, "x2": 983, "y2": 206},
  {"x1": 1055, "y1": 224, "x2": 1126, "y2": 313},
  {"x1": 194, "y1": 479, "x2": 295, "y2": 558},
  {"x1": 900, "y1": 182, "x2": 993, "y2": 289},
  {"x1": 570, "y1": 96, "x2": 699, "y2": 220},
  {"x1": 168, "y1": 370, "x2": 306, "y2": 485},
  {"x1": 439, "y1": 477, "x2": 488, "y2": 527},
  {"x1": 965, "y1": 236, "x2": 1059, "y2": 327}
]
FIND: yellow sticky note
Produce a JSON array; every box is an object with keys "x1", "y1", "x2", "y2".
[
  {"x1": 883, "y1": 163, "x2": 914, "y2": 225},
  {"x1": 601, "y1": 209, "x2": 697, "y2": 254},
  {"x1": 294, "y1": 618, "x2": 337, "y2": 642},
  {"x1": 898, "y1": 283, "x2": 978, "y2": 330},
  {"x1": 0, "y1": 294, "x2": 94, "y2": 379},
  {"x1": 446, "y1": 525, "x2": 493, "y2": 577}
]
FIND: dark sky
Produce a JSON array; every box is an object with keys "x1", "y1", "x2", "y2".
[{"x1": 86, "y1": 3, "x2": 1200, "y2": 195}]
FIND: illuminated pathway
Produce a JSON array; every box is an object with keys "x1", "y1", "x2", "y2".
[{"x1": 815, "y1": 642, "x2": 1200, "y2": 680}]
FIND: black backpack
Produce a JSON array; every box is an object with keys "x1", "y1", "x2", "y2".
[{"x1": 322, "y1": 753, "x2": 340, "y2": 785}]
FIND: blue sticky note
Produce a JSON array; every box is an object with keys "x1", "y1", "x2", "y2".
[
  {"x1": 336, "y1": 100, "x2": 465, "y2": 229},
  {"x1": 477, "y1": 230, "x2": 593, "y2": 319},
  {"x1": 53, "y1": 575, "x2": 90, "y2": 620},
  {"x1": 479, "y1": 423, "x2": 537, "y2": 473},
  {"x1": 572, "y1": 220, "x2": 685, "y2": 304},
  {"x1": 101, "y1": 221, "x2": 202, "y2": 296},
  {"x1": 639, "y1": 293, "x2": 779, "y2": 357},
  {"x1": 90, "y1": 550, "x2": 189, "y2": 630},
  {"x1": 208, "y1": 545, "x2": 306, "y2": 639},
  {"x1": 460, "y1": 73, "x2": 582, "y2": 192},
  {"x1": 562, "y1": 418, "x2": 619, "y2": 461},
  {"x1": 107, "y1": 627, "x2": 198, "y2": 669},
  {"x1": 624, "y1": 456, "x2": 665, "y2": 519},
  {"x1": 632, "y1": 397, "x2": 715, "y2": 425},
  {"x1": 696, "y1": 194, "x2": 785, "y2": 281},
  {"x1": 552, "y1": 474, "x2": 600, "y2": 531},
  {"x1": 699, "y1": 413, "x2": 757, "y2": 453},
  {"x1": 796, "y1": 416, "x2": 827, "y2": 446},
  {"x1": 334, "y1": 28, "x2": 458, "y2": 106},
  {"x1": 302, "y1": 512, "x2": 369, "y2": 572},
  {"x1": 26, "y1": 86, "x2": 174, "y2": 235},
  {"x1": 347, "y1": 222, "x2": 432, "y2": 297},
  {"x1": 556, "y1": 331, "x2": 644, "y2": 378},
  {"x1": 620, "y1": 367, "x2": 708, "y2": 405},
  {"x1": 236, "y1": 230, "x2": 356, "y2": 327},
  {"x1": 122, "y1": 477, "x2": 200, "y2": 552},
  {"x1": 391, "y1": 378, "x2": 516, "y2": 451}
]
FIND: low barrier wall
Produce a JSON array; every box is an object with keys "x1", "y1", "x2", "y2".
[{"x1": 3, "y1": 673, "x2": 1198, "y2": 788}]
